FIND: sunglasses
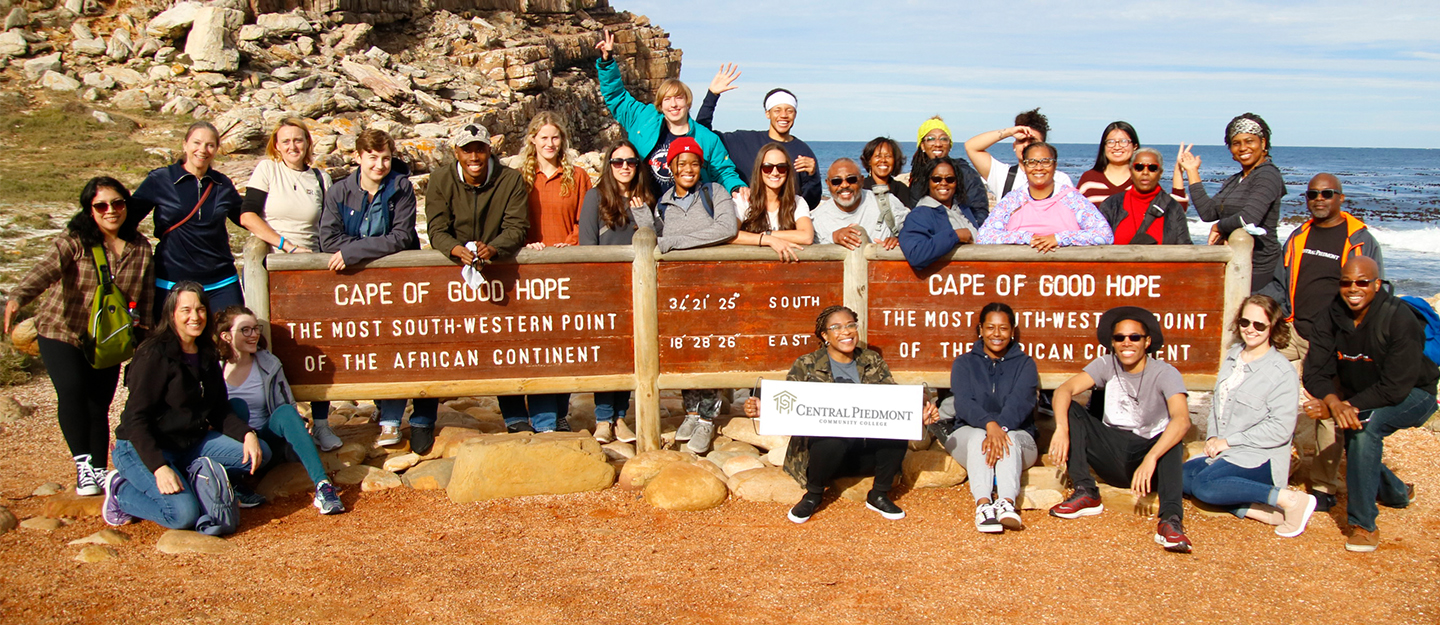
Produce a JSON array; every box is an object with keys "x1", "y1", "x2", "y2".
[
  {"x1": 1338, "y1": 279, "x2": 1375, "y2": 288},
  {"x1": 1022, "y1": 158, "x2": 1057, "y2": 168},
  {"x1": 92, "y1": 199, "x2": 127, "y2": 212},
  {"x1": 609, "y1": 157, "x2": 640, "y2": 168},
  {"x1": 1237, "y1": 318, "x2": 1270, "y2": 332},
  {"x1": 1112, "y1": 333, "x2": 1148, "y2": 344},
  {"x1": 1305, "y1": 189, "x2": 1340, "y2": 200},
  {"x1": 929, "y1": 175, "x2": 957, "y2": 184},
  {"x1": 1132, "y1": 163, "x2": 1160, "y2": 173},
  {"x1": 828, "y1": 175, "x2": 859, "y2": 186},
  {"x1": 761, "y1": 162, "x2": 790, "y2": 175}
]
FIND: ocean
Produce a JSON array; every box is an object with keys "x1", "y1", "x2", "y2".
[{"x1": 806, "y1": 141, "x2": 1440, "y2": 298}]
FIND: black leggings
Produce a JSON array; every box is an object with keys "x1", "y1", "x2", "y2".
[{"x1": 37, "y1": 336, "x2": 121, "y2": 469}]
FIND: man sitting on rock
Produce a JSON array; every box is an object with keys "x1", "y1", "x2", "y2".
[
  {"x1": 1300, "y1": 256, "x2": 1438, "y2": 552},
  {"x1": 1047, "y1": 306, "x2": 1193, "y2": 553},
  {"x1": 810, "y1": 158, "x2": 908, "y2": 250}
]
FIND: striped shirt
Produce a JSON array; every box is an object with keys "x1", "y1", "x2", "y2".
[{"x1": 8, "y1": 231, "x2": 154, "y2": 348}]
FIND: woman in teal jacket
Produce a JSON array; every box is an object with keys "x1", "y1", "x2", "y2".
[{"x1": 595, "y1": 30, "x2": 746, "y2": 197}]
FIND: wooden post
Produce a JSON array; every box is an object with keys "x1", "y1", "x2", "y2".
[
  {"x1": 1220, "y1": 229, "x2": 1254, "y2": 370},
  {"x1": 631, "y1": 228, "x2": 662, "y2": 452},
  {"x1": 241, "y1": 236, "x2": 272, "y2": 344},
  {"x1": 844, "y1": 243, "x2": 869, "y2": 342}
]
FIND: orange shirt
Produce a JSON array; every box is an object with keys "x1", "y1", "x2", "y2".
[{"x1": 525, "y1": 164, "x2": 592, "y2": 246}]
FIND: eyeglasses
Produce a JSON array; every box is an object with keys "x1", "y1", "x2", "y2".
[
  {"x1": 828, "y1": 175, "x2": 859, "y2": 186},
  {"x1": 922, "y1": 136, "x2": 951, "y2": 144},
  {"x1": 92, "y1": 199, "x2": 127, "y2": 212},
  {"x1": 1132, "y1": 163, "x2": 1160, "y2": 173},
  {"x1": 1105, "y1": 139, "x2": 1134, "y2": 147},
  {"x1": 761, "y1": 162, "x2": 790, "y2": 175},
  {"x1": 1305, "y1": 189, "x2": 1340, "y2": 200},
  {"x1": 1237, "y1": 318, "x2": 1270, "y2": 332},
  {"x1": 609, "y1": 157, "x2": 639, "y2": 168},
  {"x1": 1112, "y1": 333, "x2": 1148, "y2": 344},
  {"x1": 825, "y1": 322, "x2": 860, "y2": 333},
  {"x1": 1338, "y1": 279, "x2": 1375, "y2": 288},
  {"x1": 234, "y1": 326, "x2": 261, "y2": 337},
  {"x1": 1022, "y1": 158, "x2": 1057, "y2": 169},
  {"x1": 929, "y1": 175, "x2": 957, "y2": 184}
]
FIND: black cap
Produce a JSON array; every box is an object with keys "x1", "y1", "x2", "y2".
[{"x1": 1096, "y1": 306, "x2": 1164, "y2": 354}]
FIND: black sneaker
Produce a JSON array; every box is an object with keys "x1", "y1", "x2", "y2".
[
  {"x1": 235, "y1": 488, "x2": 266, "y2": 509},
  {"x1": 865, "y1": 491, "x2": 905, "y2": 520},
  {"x1": 507, "y1": 421, "x2": 537, "y2": 434},
  {"x1": 1310, "y1": 490, "x2": 1337, "y2": 512},
  {"x1": 409, "y1": 425, "x2": 435, "y2": 456},
  {"x1": 788, "y1": 492, "x2": 823, "y2": 524},
  {"x1": 554, "y1": 416, "x2": 572, "y2": 432}
]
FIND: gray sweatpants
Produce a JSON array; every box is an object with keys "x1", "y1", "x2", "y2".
[{"x1": 944, "y1": 426, "x2": 1038, "y2": 502}]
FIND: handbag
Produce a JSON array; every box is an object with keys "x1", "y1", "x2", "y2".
[{"x1": 82, "y1": 244, "x2": 136, "y2": 369}]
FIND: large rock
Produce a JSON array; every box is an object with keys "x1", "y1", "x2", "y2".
[
  {"x1": 1098, "y1": 484, "x2": 1158, "y2": 516},
  {"x1": 431, "y1": 426, "x2": 484, "y2": 459},
  {"x1": 4, "y1": 7, "x2": 26, "y2": 30},
  {"x1": 71, "y1": 37, "x2": 106, "y2": 56},
  {"x1": 69, "y1": 528, "x2": 131, "y2": 546},
  {"x1": 616, "y1": 449, "x2": 691, "y2": 490},
  {"x1": 106, "y1": 29, "x2": 133, "y2": 62},
  {"x1": 75, "y1": 545, "x2": 120, "y2": 563},
  {"x1": 718, "y1": 418, "x2": 788, "y2": 451},
  {"x1": 212, "y1": 106, "x2": 264, "y2": 153},
  {"x1": 720, "y1": 454, "x2": 765, "y2": 477},
  {"x1": 9, "y1": 317, "x2": 39, "y2": 357},
  {"x1": 23, "y1": 52, "x2": 61, "y2": 80},
  {"x1": 156, "y1": 530, "x2": 233, "y2": 554},
  {"x1": 901, "y1": 450, "x2": 967, "y2": 489},
  {"x1": 643, "y1": 462, "x2": 728, "y2": 511},
  {"x1": 183, "y1": 7, "x2": 243, "y2": 73},
  {"x1": 42, "y1": 71, "x2": 82, "y2": 92},
  {"x1": 320, "y1": 441, "x2": 367, "y2": 472},
  {"x1": 146, "y1": 2, "x2": 201, "y2": 39},
  {"x1": 446, "y1": 435, "x2": 614, "y2": 503},
  {"x1": 0, "y1": 30, "x2": 27, "y2": 57},
  {"x1": 402, "y1": 458, "x2": 454, "y2": 490},
  {"x1": 256, "y1": 462, "x2": 315, "y2": 499},
  {"x1": 111, "y1": 89, "x2": 153, "y2": 111},
  {"x1": 43, "y1": 493, "x2": 102, "y2": 518},
  {"x1": 20, "y1": 517, "x2": 65, "y2": 531},
  {"x1": 383, "y1": 452, "x2": 421, "y2": 472},
  {"x1": 728, "y1": 467, "x2": 805, "y2": 504},
  {"x1": 0, "y1": 507, "x2": 17, "y2": 534},
  {"x1": 33, "y1": 482, "x2": 62, "y2": 496},
  {"x1": 101, "y1": 66, "x2": 144, "y2": 87},
  {"x1": 832, "y1": 476, "x2": 877, "y2": 502},
  {"x1": 255, "y1": 11, "x2": 313, "y2": 36},
  {"x1": 1018, "y1": 465, "x2": 1066, "y2": 510},
  {"x1": 362, "y1": 469, "x2": 403, "y2": 492}
]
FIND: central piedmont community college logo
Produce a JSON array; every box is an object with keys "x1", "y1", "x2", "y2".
[{"x1": 773, "y1": 391, "x2": 798, "y2": 415}]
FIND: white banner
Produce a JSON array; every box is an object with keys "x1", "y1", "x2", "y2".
[{"x1": 756, "y1": 379, "x2": 924, "y2": 441}]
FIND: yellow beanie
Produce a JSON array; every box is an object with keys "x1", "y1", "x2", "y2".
[{"x1": 917, "y1": 117, "x2": 952, "y2": 144}]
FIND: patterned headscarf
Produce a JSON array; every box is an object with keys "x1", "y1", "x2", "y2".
[{"x1": 1226, "y1": 116, "x2": 1268, "y2": 145}]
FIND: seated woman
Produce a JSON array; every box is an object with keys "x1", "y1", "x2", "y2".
[
  {"x1": 896, "y1": 156, "x2": 980, "y2": 271},
  {"x1": 860, "y1": 136, "x2": 912, "y2": 208},
  {"x1": 733, "y1": 142, "x2": 814, "y2": 261},
  {"x1": 1184, "y1": 294, "x2": 1316, "y2": 536},
  {"x1": 976, "y1": 142, "x2": 1114, "y2": 250},
  {"x1": 215, "y1": 306, "x2": 345, "y2": 515},
  {"x1": 744, "y1": 305, "x2": 939, "y2": 523},
  {"x1": 1097, "y1": 148, "x2": 1193, "y2": 245},
  {"x1": 104, "y1": 283, "x2": 268, "y2": 534},
  {"x1": 935, "y1": 302, "x2": 1040, "y2": 533}
]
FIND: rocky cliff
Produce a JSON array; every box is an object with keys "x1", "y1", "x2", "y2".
[{"x1": 0, "y1": 0, "x2": 683, "y2": 172}]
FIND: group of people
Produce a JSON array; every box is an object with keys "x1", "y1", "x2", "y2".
[{"x1": 2, "y1": 33, "x2": 1434, "y2": 553}]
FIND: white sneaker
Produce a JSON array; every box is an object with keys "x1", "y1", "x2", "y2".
[
  {"x1": 995, "y1": 498, "x2": 1023, "y2": 530},
  {"x1": 685, "y1": 419, "x2": 715, "y2": 454},
  {"x1": 375, "y1": 424, "x2": 402, "y2": 447},
  {"x1": 312, "y1": 420, "x2": 343, "y2": 452},
  {"x1": 675, "y1": 415, "x2": 701, "y2": 441},
  {"x1": 975, "y1": 502, "x2": 1003, "y2": 533},
  {"x1": 594, "y1": 421, "x2": 615, "y2": 444}
]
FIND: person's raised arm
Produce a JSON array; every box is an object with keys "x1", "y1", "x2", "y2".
[
  {"x1": 964, "y1": 126, "x2": 1028, "y2": 179},
  {"x1": 696, "y1": 63, "x2": 740, "y2": 130},
  {"x1": 594, "y1": 30, "x2": 651, "y2": 132}
]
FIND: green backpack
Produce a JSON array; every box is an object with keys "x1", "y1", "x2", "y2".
[{"x1": 82, "y1": 245, "x2": 136, "y2": 369}]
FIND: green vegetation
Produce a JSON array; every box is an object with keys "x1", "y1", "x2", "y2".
[
  {"x1": 0, "y1": 95, "x2": 165, "y2": 203},
  {"x1": 0, "y1": 343, "x2": 33, "y2": 387}
]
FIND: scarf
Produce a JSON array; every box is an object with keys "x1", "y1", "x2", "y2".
[{"x1": 1116, "y1": 186, "x2": 1164, "y2": 245}]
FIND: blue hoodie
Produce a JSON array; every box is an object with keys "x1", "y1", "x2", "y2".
[{"x1": 949, "y1": 339, "x2": 1039, "y2": 438}]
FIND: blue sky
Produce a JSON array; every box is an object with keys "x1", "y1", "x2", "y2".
[{"x1": 620, "y1": 0, "x2": 1440, "y2": 148}]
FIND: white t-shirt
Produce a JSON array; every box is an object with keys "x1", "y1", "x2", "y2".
[
  {"x1": 812, "y1": 190, "x2": 908, "y2": 244},
  {"x1": 245, "y1": 159, "x2": 333, "y2": 251},
  {"x1": 1082, "y1": 354, "x2": 1188, "y2": 439},
  {"x1": 741, "y1": 195, "x2": 811, "y2": 231},
  {"x1": 984, "y1": 157, "x2": 1074, "y2": 199}
]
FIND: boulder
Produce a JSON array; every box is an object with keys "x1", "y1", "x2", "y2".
[
  {"x1": 1018, "y1": 465, "x2": 1066, "y2": 510},
  {"x1": 718, "y1": 417, "x2": 788, "y2": 451},
  {"x1": 146, "y1": 2, "x2": 201, "y2": 39},
  {"x1": 71, "y1": 37, "x2": 106, "y2": 55},
  {"x1": 383, "y1": 452, "x2": 421, "y2": 472},
  {"x1": 600, "y1": 441, "x2": 635, "y2": 461},
  {"x1": 23, "y1": 52, "x2": 61, "y2": 80},
  {"x1": 75, "y1": 545, "x2": 120, "y2": 563},
  {"x1": 616, "y1": 449, "x2": 691, "y2": 490},
  {"x1": 43, "y1": 493, "x2": 102, "y2": 518},
  {"x1": 42, "y1": 71, "x2": 82, "y2": 92},
  {"x1": 0, "y1": 29, "x2": 27, "y2": 57},
  {"x1": 765, "y1": 445, "x2": 784, "y2": 466},
  {"x1": 4, "y1": 7, "x2": 26, "y2": 30},
  {"x1": 9, "y1": 317, "x2": 39, "y2": 357},
  {"x1": 728, "y1": 467, "x2": 805, "y2": 504},
  {"x1": 156, "y1": 530, "x2": 233, "y2": 554},
  {"x1": 20, "y1": 517, "x2": 65, "y2": 531},
  {"x1": 832, "y1": 475, "x2": 877, "y2": 502},
  {"x1": 161, "y1": 95, "x2": 199, "y2": 116},
  {"x1": 256, "y1": 462, "x2": 314, "y2": 500},
  {"x1": 446, "y1": 436, "x2": 615, "y2": 503},
  {"x1": 255, "y1": 12, "x2": 313, "y2": 36},
  {"x1": 643, "y1": 462, "x2": 728, "y2": 511},
  {"x1": 716, "y1": 440, "x2": 760, "y2": 456},
  {"x1": 1098, "y1": 484, "x2": 1158, "y2": 516},
  {"x1": 362, "y1": 468, "x2": 403, "y2": 492},
  {"x1": 720, "y1": 454, "x2": 765, "y2": 477},
  {"x1": 106, "y1": 29, "x2": 132, "y2": 62},
  {"x1": 111, "y1": 89, "x2": 153, "y2": 111},
  {"x1": 901, "y1": 450, "x2": 967, "y2": 489},
  {"x1": 68, "y1": 528, "x2": 131, "y2": 546},
  {"x1": 402, "y1": 458, "x2": 454, "y2": 490},
  {"x1": 102, "y1": 66, "x2": 144, "y2": 86},
  {"x1": 82, "y1": 72, "x2": 113, "y2": 89},
  {"x1": 333, "y1": 464, "x2": 380, "y2": 486},
  {"x1": 213, "y1": 106, "x2": 264, "y2": 153},
  {"x1": 320, "y1": 441, "x2": 367, "y2": 472},
  {"x1": 183, "y1": 7, "x2": 243, "y2": 73},
  {"x1": 431, "y1": 426, "x2": 483, "y2": 459},
  {"x1": 0, "y1": 507, "x2": 17, "y2": 534}
]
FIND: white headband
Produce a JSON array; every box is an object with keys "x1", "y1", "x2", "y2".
[{"x1": 764, "y1": 91, "x2": 798, "y2": 112}]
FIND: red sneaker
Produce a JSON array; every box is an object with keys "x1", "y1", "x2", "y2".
[
  {"x1": 1049, "y1": 491, "x2": 1104, "y2": 519},
  {"x1": 1154, "y1": 516, "x2": 1193, "y2": 553}
]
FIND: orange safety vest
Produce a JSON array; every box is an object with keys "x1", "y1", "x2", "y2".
[{"x1": 1282, "y1": 211, "x2": 1371, "y2": 322}]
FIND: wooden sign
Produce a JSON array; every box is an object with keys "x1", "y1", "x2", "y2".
[
  {"x1": 268, "y1": 262, "x2": 634, "y2": 386},
  {"x1": 656, "y1": 260, "x2": 844, "y2": 374},
  {"x1": 867, "y1": 260, "x2": 1226, "y2": 376}
]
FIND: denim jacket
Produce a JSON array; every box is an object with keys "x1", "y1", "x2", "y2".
[{"x1": 1207, "y1": 344, "x2": 1299, "y2": 486}]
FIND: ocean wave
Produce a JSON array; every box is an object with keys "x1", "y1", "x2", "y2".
[{"x1": 1185, "y1": 220, "x2": 1440, "y2": 255}]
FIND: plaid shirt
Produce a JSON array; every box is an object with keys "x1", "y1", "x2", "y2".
[{"x1": 7, "y1": 231, "x2": 154, "y2": 348}]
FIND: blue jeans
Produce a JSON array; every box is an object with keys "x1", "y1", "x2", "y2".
[
  {"x1": 498, "y1": 394, "x2": 570, "y2": 431},
  {"x1": 1345, "y1": 388, "x2": 1437, "y2": 531},
  {"x1": 231, "y1": 399, "x2": 328, "y2": 486},
  {"x1": 593, "y1": 392, "x2": 631, "y2": 423},
  {"x1": 111, "y1": 432, "x2": 272, "y2": 529},
  {"x1": 377, "y1": 398, "x2": 439, "y2": 429},
  {"x1": 1183, "y1": 457, "x2": 1279, "y2": 515}
]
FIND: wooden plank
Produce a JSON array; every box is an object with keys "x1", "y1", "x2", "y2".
[
  {"x1": 866, "y1": 243, "x2": 1234, "y2": 264},
  {"x1": 631, "y1": 229, "x2": 662, "y2": 452},
  {"x1": 292, "y1": 374, "x2": 636, "y2": 402},
  {"x1": 265, "y1": 246, "x2": 636, "y2": 272},
  {"x1": 242, "y1": 237, "x2": 272, "y2": 344}
]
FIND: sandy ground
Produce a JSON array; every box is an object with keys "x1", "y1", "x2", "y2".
[{"x1": 1, "y1": 373, "x2": 1438, "y2": 625}]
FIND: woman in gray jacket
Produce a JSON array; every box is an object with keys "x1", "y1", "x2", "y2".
[
  {"x1": 1183, "y1": 294, "x2": 1314, "y2": 536},
  {"x1": 216, "y1": 305, "x2": 345, "y2": 515}
]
